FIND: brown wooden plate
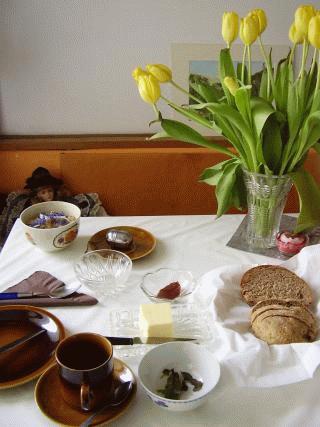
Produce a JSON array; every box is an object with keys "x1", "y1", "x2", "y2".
[
  {"x1": 87, "y1": 226, "x2": 156, "y2": 261},
  {"x1": 0, "y1": 305, "x2": 65, "y2": 389},
  {"x1": 35, "y1": 358, "x2": 136, "y2": 426}
]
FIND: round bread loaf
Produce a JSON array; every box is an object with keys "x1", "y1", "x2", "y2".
[{"x1": 241, "y1": 265, "x2": 313, "y2": 307}]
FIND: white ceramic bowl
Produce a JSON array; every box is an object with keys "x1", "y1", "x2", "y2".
[
  {"x1": 74, "y1": 249, "x2": 132, "y2": 299},
  {"x1": 140, "y1": 268, "x2": 198, "y2": 303},
  {"x1": 138, "y1": 342, "x2": 220, "y2": 411},
  {"x1": 20, "y1": 201, "x2": 81, "y2": 252}
]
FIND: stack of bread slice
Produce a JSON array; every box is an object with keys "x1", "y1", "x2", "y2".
[{"x1": 240, "y1": 265, "x2": 317, "y2": 344}]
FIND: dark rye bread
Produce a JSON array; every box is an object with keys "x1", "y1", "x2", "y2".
[{"x1": 241, "y1": 265, "x2": 313, "y2": 307}]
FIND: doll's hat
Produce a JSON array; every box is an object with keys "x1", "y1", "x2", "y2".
[{"x1": 24, "y1": 167, "x2": 63, "y2": 190}]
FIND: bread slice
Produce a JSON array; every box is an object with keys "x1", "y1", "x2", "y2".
[
  {"x1": 253, "y1": 310, "x2": 317, "y2": 338},
  {"x1": 252, "y1": 314, "x2": 315, "y2": 344},
  {"x1": 251, "y1": 306, "x2": 315, "y2": 330},
  {"x1": 241, "y1": 265, "x2": 313, "y2": 307},
  {"x1": 251, "y1": 299, "x2": 316, "y2": 324}
]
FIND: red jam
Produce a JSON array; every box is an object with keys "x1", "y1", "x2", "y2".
[
  {"x1": 276, "y1": 231, "x2": 309, "y2": 256},
  {"x1": 157, "y1": 281, "x2": 181, "y2": 300}
]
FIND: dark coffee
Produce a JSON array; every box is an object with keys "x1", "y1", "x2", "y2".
[{"x1": 58, "y1": 338, "x2": 109, "y2": 370}]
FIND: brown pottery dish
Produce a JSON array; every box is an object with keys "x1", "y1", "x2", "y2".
[
  {"x1": 35, "y1": 358, "x2": 136, "y2": 426},
  {"x1": 0, "y1": 305, "x2": 65, "y2": 389},
  {"x1": 87, "y1": 226, "x2": 156, "y2": 260}
]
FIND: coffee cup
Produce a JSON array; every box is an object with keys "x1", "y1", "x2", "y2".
[{"x1": 55, "y1": 333, "x2": 114, "y2": 412}]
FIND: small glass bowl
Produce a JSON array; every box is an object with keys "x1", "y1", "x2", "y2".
[
  {"x1": 74, "y1": 249, "x2": 132, "y2": 299},
  {"x1": 140, "y1": 268, "x2": 198, "y2": 303}
]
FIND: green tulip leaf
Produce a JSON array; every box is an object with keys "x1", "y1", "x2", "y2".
[
  {"x1": 262, "y1": 116, "x2": 283, "y2": 173},
  {"x1": 148, "y1": 131, "x2": 171, "y2": 140},
  {"x1": 314, "y1": 143, "x2": 320, "y2": 155},
  {"x1": 160, "y1": 119, "x2": 235, "y2": 157},
  {"x1": 235, "y1": 87, "x2": 251, "y2": 126},
  {"x1": 215, "y1": 162, "x2": 239, "y2": 217},
  {"x1": 290, "y1": 169, "x2": 320, "y2": 233},
  {"x1": 250, "y1": 97, "x2": 275, "y2": 137},
  {"x1": 199, "y1": 159, "x2": 238, "y2": 185},
  {"x1": 230, "y1": 167, "x2": 247, "y2": 211},
  {"x1": 259, "y1": 68, "x2": 268, "y2": 100},
  {"x1": 219, "y1": 48, "x2": 236, "y2": 105}
]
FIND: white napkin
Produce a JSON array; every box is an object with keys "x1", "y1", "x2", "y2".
[{"x1": 195, "y1": 244, "x2": 320, "y2": 388}]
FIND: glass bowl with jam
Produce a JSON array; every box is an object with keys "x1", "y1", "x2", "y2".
[{"x1": 140, "y1": 268, "x2": 198, "y2": 303}]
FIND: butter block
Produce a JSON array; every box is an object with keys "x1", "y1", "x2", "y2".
[{"x1": 139, "y1": 303, "x2": 173, "y2": 338}]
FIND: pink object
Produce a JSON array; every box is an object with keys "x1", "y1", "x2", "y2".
[{"x1": 276, "y1": 231, "x2": 309, "y2": 256}]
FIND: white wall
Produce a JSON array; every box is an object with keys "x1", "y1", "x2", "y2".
[{"x1": 0, "y1": 0, "x2": 317, "y2": 134}]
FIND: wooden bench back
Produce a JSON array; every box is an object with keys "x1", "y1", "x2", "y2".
[{"x1": 60, "y1": 148, "x2": 320, "y2": 215}]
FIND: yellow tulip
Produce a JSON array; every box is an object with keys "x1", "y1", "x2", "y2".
[
  {"x1": 223, "y1": 77, "x2": 239, "y2": 96},
  {"x1": 295, "y1": 5, "x2": 316, "y2": 39},
  {"x1": 221, "y1": 11, "x2": 239, "y2": 46},
  {"x1": 146, "y1": 64, "x2": 172, "y2": 83},
  {"x1": 239, "y1": 15, "x2": 259, "y2": 45},
  {"x1": 137, "y1": 74, "x2": 161, "y2": 104},
  {"x1": 132, "y1": 67, "x2": 149, "y2": 83},
  {"x1": 289, "y1": 22, "x2": 304, "y2": 44},
  {"x1": 308, "y1": 15, "x2": 320, "y2": 48},
  {"x1": 248, "y1": 9, "x2": 267, "y2": 35}
]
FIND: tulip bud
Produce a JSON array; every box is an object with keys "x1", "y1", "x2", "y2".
[
  {"x1": 146, "y1": 64, "x2": 172, "y2": 83},
  {"x1": 137, "y1": 74, "x2": 161, "y2": 104},
  {"x1": 295, "y1": 5, "x2": 316, "y2": 39},
  {"x1": 248, "y1": 9, "x2": 267, "y2": 35},
  {"x1": 289, "y1": 22, "x2": 304, "y2": 44},
  {"x1": 132, "y1": 67, "x2": 149, "y2": 83},
  {"x1": 221, "y1": 12, "x2": 239, "y2": 46},
  {"x1": 223, "y1": 77, "x2": 239, "y2": 96},
  {"x1": 240, "y1": 15, "x2": 259, "y2": 45},
  {"x1": 308, "y1": 15, "x2": 320, "y2": 48}
]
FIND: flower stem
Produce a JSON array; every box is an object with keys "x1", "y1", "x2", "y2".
[
  {"x1": 241, "y1": 45, "x2": 247, "y2": 83},
  {"x1": 247, "y1": 45, "x2": 252, "y2": 85},
  {"x1": 170, "y1": 80, "x2": 202, "y2": 103},
  {"x1": 288, "y1": 44, "x2": 296, "y2": 68},
  {"x1": 258, "y1": 36, "x2": 275, "y2": 99},
  {"x1": 314, "y1": 50, "x2": 320, "y2": 94},
  {"x1": 298, "y1": 39, "x2": 308, "y2": 80}
]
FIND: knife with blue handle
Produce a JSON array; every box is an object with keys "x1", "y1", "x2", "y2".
[{"x1": 0, "y1": 293, "x2": 44, "y2": 300}]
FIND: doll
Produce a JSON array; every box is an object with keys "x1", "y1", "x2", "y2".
[{"x1": 24, "y1": 167, "x2": 69, "y2": 204}]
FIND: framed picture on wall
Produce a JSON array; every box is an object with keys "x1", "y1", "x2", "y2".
[{"x1": 170, "y1": 43, "x2": 291, "y2": 134}]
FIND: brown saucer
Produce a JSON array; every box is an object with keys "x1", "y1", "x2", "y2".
[
  {"x1": 35, "y1": 358, "x2": 137, "y2": 427},
  {"x1": 87, "y1": 226, "x2": 156, "y2": 261},
  {"x1": 0, "y1": 305, "x2": 65, "y2": 389}
]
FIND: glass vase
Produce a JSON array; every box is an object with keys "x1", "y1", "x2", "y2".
[{"x1": 242, "y1": 169, "x2": 292, "y2": 249}]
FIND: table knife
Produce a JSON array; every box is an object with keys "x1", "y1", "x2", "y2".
[
  {"x1": 105, "y1": 336, "x2": 196, "y2": 345},
  {"x1": 0, "y1": 329, "x2": 46, "y2": 354}
]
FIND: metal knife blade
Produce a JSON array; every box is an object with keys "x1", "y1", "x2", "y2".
[
  {"x1": 0, "y1": 329, "x2": 46, "y2": 354},
  {"x1": 105, "y1": 336, "x2": 196, "y2": 345}
]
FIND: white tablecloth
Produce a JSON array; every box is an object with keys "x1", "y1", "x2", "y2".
[{"x1": 0, "y1": 215, "x2": 319, "y2": 427}]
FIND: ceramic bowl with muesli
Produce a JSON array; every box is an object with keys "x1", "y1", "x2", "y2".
[{"x1": 20, "y1": 201, "x2": 81, "y2": 252}]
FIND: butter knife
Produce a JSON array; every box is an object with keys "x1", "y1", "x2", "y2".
[{"x1": 106, "y1": 336, "x2": 196, "y2": 345}]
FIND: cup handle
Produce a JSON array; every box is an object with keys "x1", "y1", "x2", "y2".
[{"x1": 80, "y1": 383, "x2": 93, "y2": 411}]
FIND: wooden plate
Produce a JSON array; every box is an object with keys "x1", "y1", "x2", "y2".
[
  {"x1": 35, "y1": 358, "x2": 136, "y2": 426},
  {"x1": 87, "y1": 226, "x2": 156, "y2": 261},
  {"x1": 0, "y1": 305, "x2": 65, "y2": 389}
]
